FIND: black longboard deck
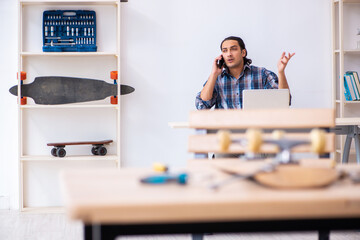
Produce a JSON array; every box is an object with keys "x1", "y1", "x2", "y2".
[{"x1": 9, "y1": 76, "x2": 135, "y2": 105}]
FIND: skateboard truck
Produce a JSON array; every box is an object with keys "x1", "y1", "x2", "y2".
[
  {"x1": 218, "y1": 128, "x2": 326, "y2": 164},
  {"x1": 91, "y1": 144, "x2": 108, "y2": 156},
  {"x1": 17, "y1": 71, "x2": 27, "y2": 105},
  {"x1": 51, "y1": 145, "x2": 66, "y2": 158},
  {"x1": 110, "y1": 71, "x2": 118, "y2": 105}
]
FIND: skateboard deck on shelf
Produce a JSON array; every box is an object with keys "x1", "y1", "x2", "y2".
[
  {"x1": 47, "y1": 139, "x2": 113, "y2": 157},
  {"x1": 9, "y1": 76, "x2": 135, "y2": 105}
]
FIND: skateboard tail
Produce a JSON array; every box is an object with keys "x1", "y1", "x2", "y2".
[
  {"x1": 120, "y1": 85, "x2": 135, "y2": 95},
  {"x1": 9, "y1": 85, "x2": 18, "y2": 96}
]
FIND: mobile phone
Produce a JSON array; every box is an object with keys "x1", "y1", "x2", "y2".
[{"x1": 217, "y1": 57, "x2": 225, "y2": 69}]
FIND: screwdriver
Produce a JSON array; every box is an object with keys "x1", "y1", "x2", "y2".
[{"x1": 140, "y1": 173, "x2": 188, "y2": 185}]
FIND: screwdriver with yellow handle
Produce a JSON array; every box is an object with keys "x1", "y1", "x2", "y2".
[
  {"x1": 152, "y1": 162, "x2": 169, "y2": 172},
  {"x1": 139, "y1": 162, "x2": 188, "y2": 185}
]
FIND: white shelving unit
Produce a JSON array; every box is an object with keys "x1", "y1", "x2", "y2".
[
  {"x1": 332, "y1": 0, "x2": 360, "y2": 162},
  {"x1": 17, "y1": 0, "x2": 126, "y2": 211}
]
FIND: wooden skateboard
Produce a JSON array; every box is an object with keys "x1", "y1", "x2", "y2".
[
  {"x1": 210, "y1": 128, "x2": 339, "y2": 189},
  {"x1": 9, "y1": 74, "x2": 134, "y2": 105},
  {"x1": 211, "y1": 162, "x2": 340, "y2": 189},
  {"x1": 218, "y1": 128, "x2": 326, "y2": 163},
  {"x1": 47, "y1": 139, "x2": 113, "y2": 157}
]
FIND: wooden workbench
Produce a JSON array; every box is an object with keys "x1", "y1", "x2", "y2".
[{"x1": 61, "y1": 159, "x2": 360, "y2": 240}]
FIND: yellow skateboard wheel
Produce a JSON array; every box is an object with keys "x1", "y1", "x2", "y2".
[
  {"x1": 246, "y1": 128, "x2": 263, "y2": 153},
  {"x1": 272, "y1": 130, "x2": 285, "y2": 140},
  {"x1": 310, "y1": 129, "x2": 326, "y2": 154},
  {"x1": 218, "y1": 130, "x2": 231, "y2": 152}
]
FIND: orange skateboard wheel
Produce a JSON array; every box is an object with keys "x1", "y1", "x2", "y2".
[
  {"x1": 17, "y1": 71, "x2": 27, "y2": 80},
  {"x1": 20, "y1": 97, "x2": 27, "y2": 105},
  {"x1": 110, "y1": 71, "x2": 118, "y2": 80},
  {"x1": 110, "y1": 96, "x2": 118, "y2": 104}
]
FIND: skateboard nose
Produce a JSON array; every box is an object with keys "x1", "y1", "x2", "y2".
[
  {"x1": 9, "y1": 85, "x2": 18, "y2": 96},
  {"x1": 120, "y1": 85, "x2": 135, "y2": 95}
]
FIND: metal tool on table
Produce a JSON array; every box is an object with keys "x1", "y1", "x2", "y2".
[{"x1": 140, "y1": 172, "x2": 188, "y2": 185}]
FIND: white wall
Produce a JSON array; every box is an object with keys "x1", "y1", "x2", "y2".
[
  {"x1": 120, "y1": 0, "x2": 332, "y2": 168},
  {"x1": 0, "y1": 0, "x2": 332, "y2": 209},
  {"x1": 0, "y1": 0, "x2": 19, "y2": 209}
]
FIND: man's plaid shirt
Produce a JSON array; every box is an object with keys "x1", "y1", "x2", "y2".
[{"x1": 195, "y1": 64, "x2": 280, "y2": 109}]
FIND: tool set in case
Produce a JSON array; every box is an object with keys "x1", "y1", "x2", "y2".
[{"x1": 43, "y1": 10, "x2": 97, "y2": 52}]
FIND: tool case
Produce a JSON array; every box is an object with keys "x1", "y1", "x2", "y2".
[{"x1": 43, "y1": 10, "x2": 97, "y2": 52}]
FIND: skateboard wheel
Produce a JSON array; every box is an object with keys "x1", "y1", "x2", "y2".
[
  {"x1": 56, "y1": 148, "x2": 66, "y2": 158},
  {"x1": 110, "y1": 71, "x2": 118, "y2": 80},
  {"x1": 91, "y1": 147, "x2": 98, "y2": 155},
  {"x1": 98, "y1": 146, "x2": 107, "y2": 156},
  {"x1": 51, "y1": 148, "x2": 58, "y2": 157},
  {"x1": 17, "y1": 71, "x2": 26, "y2": 81},
  {"x1": 20, "y1": 97, "x2": 27, "y2": 105},
  {"x1": 246, "y1": 128, "x2": 263, "y2": 153},
  {"x1": 111, "y1": 96, "x2": 118, "y2": 105},
  {"x1": 217, "y1": 130, "x2": 231, "y2": 152},
  {"x1": 272, "y1": 130, "x2": 285, "y2": 140},
  {"x1": 310, "y1": 128, "x2": 326, "y2": 154}
]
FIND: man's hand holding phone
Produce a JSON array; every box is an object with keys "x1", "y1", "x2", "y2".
[
  {"x1": 212, "y1": 55, "x2": 224, "y2": 77},
  {"x1": 201, "y1": 55, "x2": 224, "y2": 101}
]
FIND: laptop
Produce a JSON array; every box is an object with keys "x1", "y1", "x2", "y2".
[{"x1": 242, "y1": 89, "x2": 290, "y2": 109}]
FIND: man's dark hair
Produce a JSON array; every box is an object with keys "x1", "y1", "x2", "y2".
[{"x1": 220, "y1": 36, "x2": 252, "y2": 65}]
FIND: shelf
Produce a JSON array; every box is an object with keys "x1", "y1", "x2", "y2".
[
  {"x1": 336, "y1": 149, "x2": 356, "y2": 154},
  {"x1": 332, "y1": 0, "x2": 360, "y2": 162},
  {"x1": 19, "y1": 0, "x2": 126, "y2": 5},
  {"x1": 21, "y1": 155, "x2": 118, "y2": 161},
  {"x1": 335, "y1": 100, "x2": 360, "y2": 104},
  {"x1": 20, "y1": 104, "x2": 118, "y2": 109},
  {"x1": 336, "y1": 117, "x2": 360, "y2": 125},
  {"x1": 344, "y1": 49, "x2": 360, "y2": 54},
  {"x1": 333, "y1": 49, "x2": 360, "y2": 54},
  {"x1": 18, "y1": 0, "x2": 122, "y2": 212},
  {"x1": 20, "y1": 52, "x2": 118, "y2": 57},
  {"x1": 21, "y1": 206, "x2": 64, "y2": 213},
  {"x1": 344, "y1": 100, "x2": 360, "y2": 104},
  {"x1": 343, "y1": 0, "x2": 360, "y2": 3},
  {"x1": 335, "y1": 0, "x2": 360, "y2": 3}
]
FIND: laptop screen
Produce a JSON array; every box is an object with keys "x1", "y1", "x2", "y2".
[{"x1": 242, "y1": 89, "x2": 290, "y2": 109}]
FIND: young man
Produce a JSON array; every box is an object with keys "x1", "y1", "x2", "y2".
[{"x1": 195, "y1": 36, "x2": 295, "y2": 109}]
